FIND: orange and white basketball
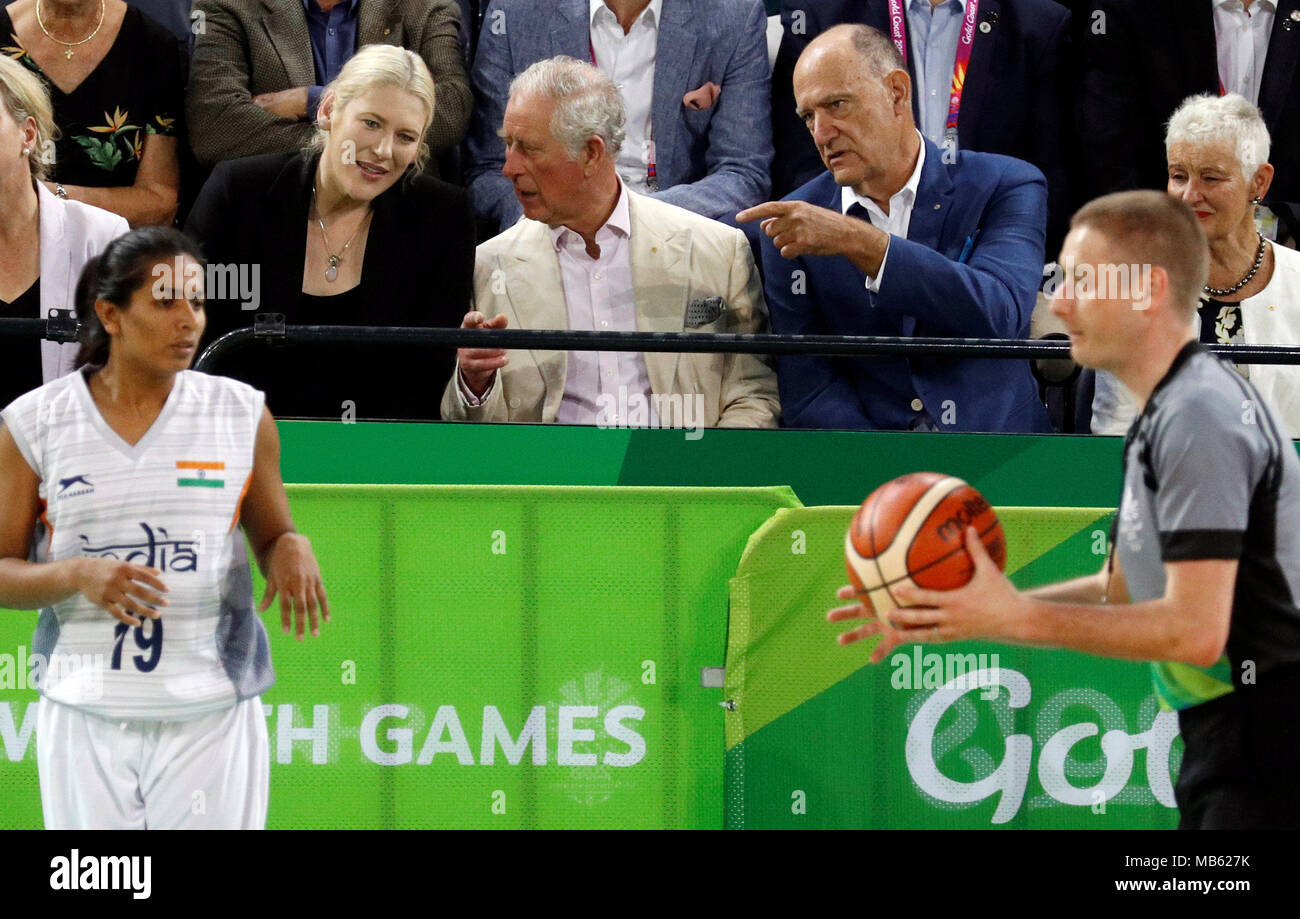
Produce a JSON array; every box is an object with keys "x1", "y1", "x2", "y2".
[{"x1": 845, "y1": 472, "x2": 1006, "y2": 627}]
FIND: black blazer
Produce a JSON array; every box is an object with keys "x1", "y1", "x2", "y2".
[
  {"x1": 771, "y1": 0, "x2": 1075, "y2": 250},
  {"x1": 184, "y1": 150, "x2": 475, "y2": 421},
  {"x1": 1079, "y1": 0, "x2": 1300, "y2": 208}
]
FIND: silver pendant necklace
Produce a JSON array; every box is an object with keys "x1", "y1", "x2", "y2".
[{"x1": 312, "y1": 186, "x2": 368, "y2": 282}]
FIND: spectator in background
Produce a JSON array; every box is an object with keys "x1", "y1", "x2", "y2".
[
  {"x1": 772, "y1": 0, "x2": 1074, "y2": 251},
  {"x1": 744, "y1": 24, "x2": 1050, "y2": 432},
  {"x1": 466, "y1": 0, "x2": 773, "y2": 236},
  {"x1": 1092, "y1": 94, "x2": 1300, "y2": 437},
  {"x1": 0, "y1": 53, "x2": 128, "y2": 405},
  {"x1": 125, "y1": 0, "x2": 193, "y2": 42},
  {"x1": 454, "y1": 0, "x2": 478, "y2": 64},
  {"x1": 1080, "y1": 0, "x2": 1300, "y2": 242},
  {"x1": 443, "y1": 58, "x2": 779, "y2": 429},
  {"x1": 1, "y1": 0, "x2": 185, "y2": 226},
  {"x1": 186, "y1": 0, "x2": 470, "y2": 180},
  {"x1": 185, "y1": 45, "x2": 473, "y2": 421}
]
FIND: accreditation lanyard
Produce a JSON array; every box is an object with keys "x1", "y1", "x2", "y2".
[
  {"x1": 590, "y1": 34, "x2": 658, "y2": 191},
  {"x1": 887, "y1": 0, "x2": 980, "y2": 148}
]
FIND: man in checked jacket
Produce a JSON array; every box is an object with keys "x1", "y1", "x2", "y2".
[{"x1": 186, "y1": 0, "x2": 471, "y2": 180}]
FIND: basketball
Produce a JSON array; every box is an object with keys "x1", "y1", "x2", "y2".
[{"x1": 844, "y1": 472, "x2": 1007, "y2": 627}]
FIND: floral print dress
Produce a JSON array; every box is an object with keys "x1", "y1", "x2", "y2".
[
  {"x1": 1198, "y1": 297, "x2": 1249, "y2": 379},
  {"x1": 0, "y1": 6, "x2": 184, "y2": 188}
]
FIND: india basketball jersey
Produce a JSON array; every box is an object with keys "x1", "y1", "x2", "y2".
[{"x1": 1, "y1": 368, "x2": 274, "y2": 720}]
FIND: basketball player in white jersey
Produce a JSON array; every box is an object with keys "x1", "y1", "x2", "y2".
[{"x1": 0, "y1": 227, "x2": 329, "y2": 829}]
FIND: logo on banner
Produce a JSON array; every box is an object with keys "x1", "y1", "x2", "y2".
[{"x1": 904, "y1": 668, "x2": 1179, "y2": 824}]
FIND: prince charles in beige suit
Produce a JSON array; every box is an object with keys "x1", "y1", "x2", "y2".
[{"x1": 441, "y1": 56, "x2": 779, "y2": 429}]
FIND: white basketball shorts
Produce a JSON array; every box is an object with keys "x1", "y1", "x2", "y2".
[{"x1": 36, "y1": 695, "x2": 269, "y2": 830}]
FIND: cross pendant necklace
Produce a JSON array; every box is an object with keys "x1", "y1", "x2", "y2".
[{"x1": 36, "y1": 0, "x2": 106, "y2": 61}]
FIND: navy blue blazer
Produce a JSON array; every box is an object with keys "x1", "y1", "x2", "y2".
[
  {"x1": 761, "y1": 137, "x2": 1052, "y2": 433},
  {"x1": 771, "y1": 0, "x2": 1074, "y2": 250}
]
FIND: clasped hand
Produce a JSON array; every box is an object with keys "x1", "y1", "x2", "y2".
[{"x1": 457, "y1": 311, "x2": 510, "y2": 399}]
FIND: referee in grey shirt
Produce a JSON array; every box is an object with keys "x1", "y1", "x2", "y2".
[{"x1": 829, "y1": 190, "x2": 1300, "y2": 829}]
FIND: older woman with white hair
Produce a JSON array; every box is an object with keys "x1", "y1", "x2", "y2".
[
  {"x1": 1092, "y1": 93, "x2": 1300, "y2": 436},
  {"x1": 0, "y1": 53, "x2": 126, "y2": 407},
  {"x1": 184, "y1": 43, "x2": 475, "y2": 421}
]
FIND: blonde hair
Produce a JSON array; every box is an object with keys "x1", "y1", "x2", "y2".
[
  {"x1": 0, "y1": 54, "x2": 58, "y2": 181},
  {"x1": 308, "y1": 44, "x2": 437, "y2": 173}
]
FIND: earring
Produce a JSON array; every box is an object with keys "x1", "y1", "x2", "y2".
[
  {"x1": 1253, "y1": 196, "x2": 1263, "y2": 204},
  {"x1": 21, "y1": 147, "x2": 30, "y2": 156}
]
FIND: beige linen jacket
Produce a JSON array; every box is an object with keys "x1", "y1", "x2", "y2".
[{"x1": 440, "y1": 191, "x2": 780, "y2": 428}]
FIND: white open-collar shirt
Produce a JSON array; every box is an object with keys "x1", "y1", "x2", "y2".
[
  {"x1": 548, "y1": 181, "x2": 655, "y2": 426},
  {"x1": 456, "y1": 182, "x2": 657, "y2": 425},
  {"x1": 590, "y1": 0, "x2": 663, "y2": 194},
  {"x1": 1213, "y1": 0, "x2": 1277, "y2": 105},
  {"x1": 839, "y1": 131, "x2": 927, "y2": 293}
]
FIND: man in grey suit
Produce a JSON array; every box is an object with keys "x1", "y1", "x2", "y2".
[
  {"x1": 187, "y1": 0, "x2": 471, "y2": 176},
  {"x1": 466, "y1": 0, "x2": 773, "y2": 234}
]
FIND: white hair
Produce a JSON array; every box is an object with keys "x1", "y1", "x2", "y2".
[
  {"x1": 1165, "y1": 93, "x2": 1271, "y2": 184},
  {"x1": 508, "y1": 56, "x2": 626, "y2": 160}
]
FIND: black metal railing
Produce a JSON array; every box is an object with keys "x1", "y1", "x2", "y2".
[
  {"x1": 186, "y1": 315, "x2": 1300, "y2": 371},
  {"x1": 7, "y1": 312, "x2": 1300, "y2": 371}
]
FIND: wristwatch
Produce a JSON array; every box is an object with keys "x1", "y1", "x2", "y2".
[{"x1": 54, "y1": 184, "x2": 68, "y2": 199}]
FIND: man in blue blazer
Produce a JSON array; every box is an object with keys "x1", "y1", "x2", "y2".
[
  {"x1": 741, "y1": 23, "x2": 1051, "y2": 433},
  {"x1": 772, "y1": 0, "x2": 1074, "y2": 250},
  {"x1": 467, "y1": 0, "x2": 773, "y2": 234}
]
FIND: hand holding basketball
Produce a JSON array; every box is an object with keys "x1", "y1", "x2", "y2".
[
  {"x1": 890, "y1": 525, "x2": 1024, "y2": 640},
  {"x1": 829, "y1": 526, "x2": 1024, "y2": 662},
  {"x1": 827, "y1": 585, "x2": 910, "y2": 662},
  {"x1": 843, "y1": 471, "x2": 1006, "y2": 623},
  {"x1": 833, "y1": 472, "x2": 1022, "y2": 659}
]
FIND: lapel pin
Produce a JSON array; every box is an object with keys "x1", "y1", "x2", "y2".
[
  {"x1": 979, "y1": 21, "x2": 991, "y2": 33},
  {"x1": 1286, "y1": 19, "x2": 1295, "y2": 30},
  {"x1": 1291, "y1": 9, "x2": 1300, "y2": 20},
  {"x1": 933, "y1": 203, "x2": 941, "y2": 210},
  {"x1": 384, "y1": 27, "x2": 391, "y2": 35}
]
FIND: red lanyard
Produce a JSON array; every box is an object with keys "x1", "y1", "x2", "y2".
[
  {"x1": 887, "y1": 0, "x2": 980, "y2": 144},
  {"x1": 590, "y1": 32, "x2": 658, "y2": 190}
]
